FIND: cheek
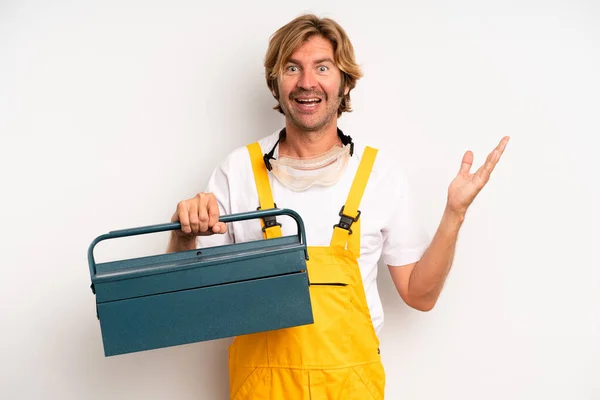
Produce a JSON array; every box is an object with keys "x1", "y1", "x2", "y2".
[
  {"x1": 278, "y1": 78, "x2": 295, "y2": 98},
  {"x1": 323, "y1": 77, "x2": 343, "y2": 97},
  {"x1": 322, "y1": 83, "x2": 342, "y2": 99}
]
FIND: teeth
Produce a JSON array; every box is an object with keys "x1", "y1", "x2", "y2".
[{"x1": 297, "y1": 98, "x2": 320, "y2": 103}]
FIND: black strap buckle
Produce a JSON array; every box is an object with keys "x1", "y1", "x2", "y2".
[
  {"x1": 334, "y1": 205, "x2": 360, "y2": 234},
  {"x1": 257, "y1": 204, "x2": 282, "y2": 232}
]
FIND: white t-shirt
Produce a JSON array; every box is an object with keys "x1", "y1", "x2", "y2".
[{"x1": 197, "y1": 130, "x2": 430, "y2": 335}]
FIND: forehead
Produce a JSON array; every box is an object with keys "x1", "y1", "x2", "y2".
[{"x1": 287, "y1": 35, "x2": 335, "y2": 64}]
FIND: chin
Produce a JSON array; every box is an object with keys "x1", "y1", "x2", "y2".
[
  {"x1": 294, "y1": 121, "x2": 326, "y2": 132},
  {"x1": 291, "y1": 115, "x2": 330, "y2": 130}
]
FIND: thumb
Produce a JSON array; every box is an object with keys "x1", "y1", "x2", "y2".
[
  {"x1": 459, "y1": 150, "x2": 474, "y2": 175},
  {"x1": 211, "y1": 222, "x2": 228, "y2": 234}
]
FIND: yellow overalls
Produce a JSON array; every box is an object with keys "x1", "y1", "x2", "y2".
[{"x1": 228, "y1": 142, "x2": 385, "y2": 400}]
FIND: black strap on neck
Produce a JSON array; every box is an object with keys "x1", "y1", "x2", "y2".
[{"x1": 263, "y1": 127, "x2": 354, "y2": 171}]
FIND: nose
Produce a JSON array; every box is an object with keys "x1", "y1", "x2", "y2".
[{"x1": 297, "y1": 69, "x2": 317, "y2": 90}]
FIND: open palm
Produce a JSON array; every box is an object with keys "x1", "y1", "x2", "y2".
[{"x1": 447, "y1": 136, "x2": 510, "y2": 216}]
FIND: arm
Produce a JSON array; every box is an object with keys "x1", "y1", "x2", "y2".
[
  {"x1": 388, "y1": 206, "x2": 464, "y2": 311},
  {"x1": 389, "y1": 136, "x2": 510, "y2": 311}
]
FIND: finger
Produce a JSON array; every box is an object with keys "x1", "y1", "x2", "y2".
[
  {"x1": 188, "y1": 200, "x2": 200, "y2": 234},
  {"x1": 176, "y1": 202, "x2": 192, "y2": 234},
  {"x1": 486, "y1": 136, "x2": 510, "y2": 167},
  {"x1": 496, "y1": 136, "x2": 510, "y2": 155},
  {"x1": 212, "y1": 222, "x2": 228, "y2": 234},
  {"x1": 206, "y1": 194, "x2": 221, "y2": 229},
  {"x1": 459, "y1": 150, "x2": 474, "y2": 175},
  {"x1": 197, "y1": 193, "x2": 210, "y2": 233},
  {"x1": 475, "y1": 147, "x2": 501, "y2": 184}
]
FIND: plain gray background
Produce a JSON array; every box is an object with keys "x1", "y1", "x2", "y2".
[{"x1": 1, "y1": 0, "x2": 598, "y2": 398}]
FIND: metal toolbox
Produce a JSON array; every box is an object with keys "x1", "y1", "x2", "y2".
[{"x1": 87, "y1": 208, "x2": 313, "y2": 356}]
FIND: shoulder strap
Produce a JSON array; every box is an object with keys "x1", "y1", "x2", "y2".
[
  {"x1": 330, "y1": 146, "x2": 378, "y2": 257},
  {"x1": 246, "y1": 142, "x2": 282, "y2": 239}
]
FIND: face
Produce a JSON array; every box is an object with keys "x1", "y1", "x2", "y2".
[{"x1": 275, "y1": 35, "x2": 349, "y2": 133}]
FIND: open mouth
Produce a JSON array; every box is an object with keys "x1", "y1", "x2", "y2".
[{"x1": 295, "y1": 98, "x2": 322, "y2": 105}]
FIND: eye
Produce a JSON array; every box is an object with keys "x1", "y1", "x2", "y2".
[
  {"x1": 287, "y1": 65, "x2": 299, "y2": 72},
  {"x1": 318, "y1": 66, "x2": 329, "y2": 72}
]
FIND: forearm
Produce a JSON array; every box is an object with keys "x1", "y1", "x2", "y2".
[
  {"x1": 166, "y1": 232, "x2": 197, "y2": 253},
  {"x1": 408, "y1": 205, "x2": 465, "y2": 310}
]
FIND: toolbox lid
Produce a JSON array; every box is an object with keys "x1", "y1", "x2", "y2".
[{"x1": 88, "y1": 209, "x2": 310, "y2": 304}]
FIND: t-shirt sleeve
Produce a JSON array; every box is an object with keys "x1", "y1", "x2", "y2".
[
  {"x1": 381, "y1": 167, "x2": 431, "y2": 267},
  {"x1": 196, "y1": 159, "x2": 235, "y2": 248}
]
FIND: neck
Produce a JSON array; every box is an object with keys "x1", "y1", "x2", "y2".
[{"x1": 279, "y1": 120, "x2": 340, "y2": 158}]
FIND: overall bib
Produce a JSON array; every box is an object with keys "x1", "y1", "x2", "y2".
[{"x1": 228, "y1": 143, "x2": 385, "y2": 400}]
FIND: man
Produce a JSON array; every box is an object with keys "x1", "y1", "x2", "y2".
[{"x1": 167, "y1": 14, "x2": 509, "y2": 400}]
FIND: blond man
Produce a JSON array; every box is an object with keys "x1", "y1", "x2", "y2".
[{"x1": 168, "y1": 14, "x2": 509, "y2": 400}]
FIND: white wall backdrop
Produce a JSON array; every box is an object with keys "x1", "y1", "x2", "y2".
[{"x1": 1, "y1": 0, "x2": 599, "y2": 399}]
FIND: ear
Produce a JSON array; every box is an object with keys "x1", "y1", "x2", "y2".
[{"x1": 344, "y1": 85, "x2": 350, "y2": 96}]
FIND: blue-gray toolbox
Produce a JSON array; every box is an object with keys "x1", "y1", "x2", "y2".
[{"x1": 87, "y1": 208, "x2": 313, "y2": 357}]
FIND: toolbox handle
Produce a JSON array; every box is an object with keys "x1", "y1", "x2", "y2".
[{"x1": 87, "y1": 208, "x2": 307, "y2": 280}]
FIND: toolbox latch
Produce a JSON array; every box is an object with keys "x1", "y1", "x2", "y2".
[{"x1": 334, "y1": 206, "x2": 360, "y2": 235}]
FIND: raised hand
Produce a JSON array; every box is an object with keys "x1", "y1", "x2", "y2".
[{"x1": 447, "y1": 136, "x2": 510, "y2": 216}]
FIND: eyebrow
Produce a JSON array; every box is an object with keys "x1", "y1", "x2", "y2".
[{"x1": 287, "y1": 57, "x2": 335, "y2": 65}]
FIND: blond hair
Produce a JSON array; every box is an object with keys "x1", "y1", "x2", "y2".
[{"x1": 264, "y1": 14, "x2": 363, "y2": 117}]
